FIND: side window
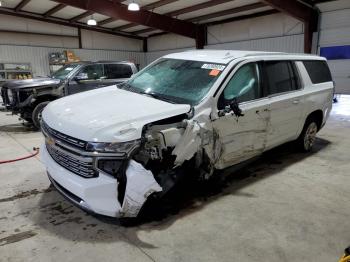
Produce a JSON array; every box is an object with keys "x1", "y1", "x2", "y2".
[
  {"x1": 219, "y1": 63, "x2": 261, "y2": 109},
  {"x1": 104, "y1": 64, "x2": 133, "y2": 79},
  {"x1": 77, "y1": 64, "x2": 104, "y2": 80},
  {"x1": 264, "y1": 61, "x2": 299, "y2": 95},
  {"x1": 303, "y1": 60, "x2": 332, "y2": 84}
]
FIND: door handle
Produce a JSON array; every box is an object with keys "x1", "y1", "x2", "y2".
[{"x1": 292, "y1": 99, "x2": 300, "y2": 104}]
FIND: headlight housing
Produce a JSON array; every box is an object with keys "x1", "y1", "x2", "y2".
[
  {"x1": 86, "y1": 139, "x2": 141, "y2": 155},
  {"x1": 97, "y1": 159, "x2": 124, "y2": 176}
]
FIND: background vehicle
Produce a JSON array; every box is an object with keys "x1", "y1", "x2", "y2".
[
  {"x1": 40, "y1": 50, "x2": 334, "y2": 218},
  {"x1": 1, "y1": 61, "x2": 138, "y2": 128}
]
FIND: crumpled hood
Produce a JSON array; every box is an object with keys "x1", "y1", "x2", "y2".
[
  {"x1": 3, "y1": 78, "x2": 61, "y2": 90},
  {"x1": 42, "y1": 86, "x2": 191, "y2": 142}
]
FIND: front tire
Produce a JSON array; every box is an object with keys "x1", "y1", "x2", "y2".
[
  {"x1": 296, "y1": 117, "x2": 318, "y2": 152},
  {"x1": 32, "y1": 101, "x2": 49, "y2": 129}
]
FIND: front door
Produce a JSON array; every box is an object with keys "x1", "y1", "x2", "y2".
[
  {"x1": 213, "y1": 62, "x2": 270, "y2": 169},
  {"x1": 67, "y1": 64, "x2": 104, "y2": 95}
]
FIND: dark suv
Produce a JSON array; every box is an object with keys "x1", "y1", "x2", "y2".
[{"x1": 1, "y1": 61, "x2": 138, "y2": 128}]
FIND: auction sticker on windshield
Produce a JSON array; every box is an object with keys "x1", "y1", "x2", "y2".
[
  {"x1": 209, "y1": 69, "x2": 220, "y2": 76},
  {"x1": 201, "y1": 64, "x2": 226, "y2": 71}
]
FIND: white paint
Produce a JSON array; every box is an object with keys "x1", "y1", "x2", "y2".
[
  {"x1": 41, "y1": 144, "x2": 122, "y2": 217},
  {"x1": 41, "y1": 50, "x2": 334, "y2": 217},
  {"x1": 121, "y1": 160, "x2": 162, "y2": 217},
  {"x1": 42, "y1": 85, "x2": 191, "y2": 142},
  {"x1": 164, "y1": 50, "x2": 291, "y2": 64}
]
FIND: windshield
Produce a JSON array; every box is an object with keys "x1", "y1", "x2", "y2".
[
  {"x1": 51, "y1": 64, "x2": 80, "y2": 80},
  {"x1": 122, "y1": 59, "x2": 225, "y2": 105}
]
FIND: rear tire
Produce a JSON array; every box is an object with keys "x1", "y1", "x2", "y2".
[
  {"x1": 296, "y1": 117, "x2": 318, "y2": 152},
  {"x1": 32, "y1": 101, "x2": 49, "y2": 129}
]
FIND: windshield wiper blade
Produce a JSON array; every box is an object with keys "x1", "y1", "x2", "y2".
[
  {"x1": 118, "y1": 84, "x2": 176, "y2": 104},
  {"x1": 117, "y1": 82, "x2": 131, "y2": 90},
  {"x1": 140, "y1": 92, "x2": 176, "y2": 104}
]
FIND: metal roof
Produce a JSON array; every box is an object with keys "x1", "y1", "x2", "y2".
[{"x1": 0, "y1": 0, "x2": 337, "y2": 40}]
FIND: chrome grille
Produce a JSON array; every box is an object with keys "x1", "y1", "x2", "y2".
[
  {"x1": 42, "y1": 121, "x2": 87, "y2": 149},
  {"x1": 46, "y1": 142, "x2": 97, "y2": 178}
]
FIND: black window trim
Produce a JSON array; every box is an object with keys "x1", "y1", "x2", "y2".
[{"x1": 261, "y1": 60, "x2": 304, "y2": 98}]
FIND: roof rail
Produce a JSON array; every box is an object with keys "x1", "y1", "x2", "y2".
[
  {"x1": 244, "y1": 52, "x2": 318, "y2": 57},
  {"x1": 243, "y1": 52, "x2": 286, "y2": 57}
]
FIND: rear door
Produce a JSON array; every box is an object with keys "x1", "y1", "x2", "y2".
[
  {"x1": 67, "y1": 64, "x2": 104, "y2": 95},
  {"x1": 213, "y1": 62, "x2": 270, "y2": 169},
  {"x1": 102, "y1": 63, "x2": 134, "y2": 86},
  {"x1": 263, "y1": 60, "x2": 304, "y2": 150}
]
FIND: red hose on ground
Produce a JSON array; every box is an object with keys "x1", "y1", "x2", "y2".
[{"x1": 0, "y1": 147, "x2": 40, "y2": 164}]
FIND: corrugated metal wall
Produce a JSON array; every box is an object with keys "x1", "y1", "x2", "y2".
[
  {"x1": 145, "y1": 13, "x2": 305, "y2": 64},
  {"x1": 144, "y1": 33, "x2": 304, "y2": 65},
  {"x1": 146, "y1": 47, "x2": 194, "y2": 64},
  {"x1": 317, "y1": 0, "x2": 350, "y2": 94},
  {"x1": 205, "y1": 34, "x2": 304, "y2": 53},
  {"x1": 0, "y1": 45, "x2": 146, "y2": 77}
]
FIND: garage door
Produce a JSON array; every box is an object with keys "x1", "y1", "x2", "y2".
[{"x1": 318, "y1": 4, "x2": 350, "y2": 94}]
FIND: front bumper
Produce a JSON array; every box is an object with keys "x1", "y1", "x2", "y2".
[
  {"x1": 41, "y1": 144, "x2": 122, "y2": 217},
  {"x1": 1, "y1": 87, "x2": 33, "y2": 111}
]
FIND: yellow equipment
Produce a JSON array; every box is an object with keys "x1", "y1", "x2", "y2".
[{"x1": 339, "y1": 247, "x2": 350, "y2": 262}]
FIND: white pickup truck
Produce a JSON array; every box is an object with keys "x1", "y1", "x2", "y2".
[{"x1": 40, "y1": 50, "x2": 334, "y2": 218}]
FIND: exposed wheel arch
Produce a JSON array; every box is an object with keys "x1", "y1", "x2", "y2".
[
  {"x1": 32, "y1": 95, "x2": 58, "y2": 108},
  {"x1": 306, "y1": 110, "x2": 323, "y2": 130}
]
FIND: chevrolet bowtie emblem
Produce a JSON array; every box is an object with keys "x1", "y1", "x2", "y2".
[{"x1": 47, "y1": 136, "x2": 55, "y2": 146}]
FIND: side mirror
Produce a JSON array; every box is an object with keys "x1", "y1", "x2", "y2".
[
  {"x1": 73, "y1": 73, "x2": 89, "y2": 82},
  {"x1": 218, "y1": 98, "x2": 244, "y2": 117},
  {"x1": 229, "y1": 98, "x2": 244, "y2": 117}
]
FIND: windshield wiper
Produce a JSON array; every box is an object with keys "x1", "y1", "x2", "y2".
[
  {"x1": 117, "y1": 82, "x2": 131, "y2": 90},
  {"x1": 118, "y1": 83, "x2": 176, "y2": 104},
  {"x1": 139, "y1": 91, "x2": 176, "y2": 104}
]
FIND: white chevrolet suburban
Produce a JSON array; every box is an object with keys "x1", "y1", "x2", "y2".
[{"x1": 40, "y1": 50, "x2": 334, "y2": 218}]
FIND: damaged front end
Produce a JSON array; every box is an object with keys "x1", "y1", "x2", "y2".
[
  {"x1": 43, "y1": 108, "x2": 221, "y2": 218},
  {"x1": 117, "y1": 111, "x2": 222, "y2": 217}
]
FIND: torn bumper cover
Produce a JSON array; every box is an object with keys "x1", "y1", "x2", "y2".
[
  {"x1": 41, "y1": 145, "x2": 162, "y2": 218},
  {"x1": 120, "y1": 160, "x2": 162, "y2": 217}
]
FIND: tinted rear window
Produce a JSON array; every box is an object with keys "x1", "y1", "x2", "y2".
[
  {"x1": 303, "y1": 60, "x2": 332, "y2": 84},
  {"x1": 104, "y1": 64, "x2": 133, "y2": 79},
  {"x1": 264, "y1": 61, "x2": 300, "y2": 95}
]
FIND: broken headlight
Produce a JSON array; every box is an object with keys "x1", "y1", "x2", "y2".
[
  {"x1": 86, "y1": 139, "x2": 141, "y2": 155},
  {"x1": 97, "y1": 159, "x2": 123, "y2": 176}
]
